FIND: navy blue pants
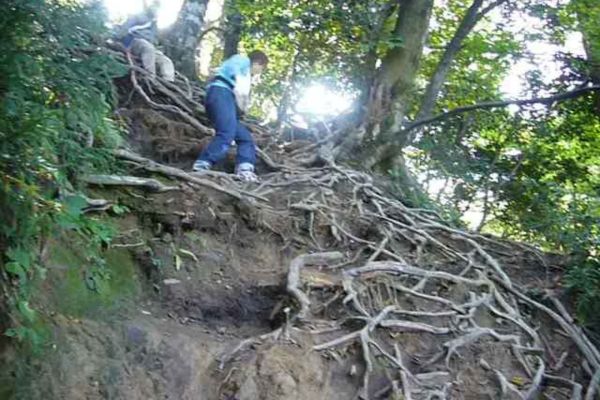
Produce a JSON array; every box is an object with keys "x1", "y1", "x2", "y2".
[{"x1": 197, "y1": 86, "x2": 256, "y2": 166}]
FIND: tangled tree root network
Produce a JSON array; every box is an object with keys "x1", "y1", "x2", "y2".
[{"x1": 107, "y1": 55, "x2": 600, "y2": 400}]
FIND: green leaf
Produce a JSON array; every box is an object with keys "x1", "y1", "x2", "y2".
[
  {"x1": 63, "y1": 194, "x2": 88, "y2": 217},
  {"x1": 5, "y1": 327, "x2": 27, "y2": 340},
  {"x1": 17, "y1": 301, "x2": 36, "y2": 323},
  {"x1": 6, "y1": 247, "x2": 31, "y2": 269},
  {"x1": 5, "y1": 262, "x2": 27, "y2": 283}
]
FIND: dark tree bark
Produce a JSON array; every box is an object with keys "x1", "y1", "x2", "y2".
[
  {"x1": 407, "y1": 85, "x2": 600, "y2": 131},
  {"x1": 369, "y1": 85, "x2": 600, "y2": 171},
  {"x1": 367, "y1": 0, "x2": 435, "y2": 139},
  {"x1": 223, "y1": 9, "x2": 242, "y2": 59},
  {"x1": 363, "y1": 0, "x2": 509, "y2": 170},
  {"x1": 162, "y1": 0, "x2": 209, "y2": 79},
  {"x1": 574, "y1": 0, "x2": 600, "y2": 112},
  {"x1": 357, "y1": 0, "x2": 399, "y2": 114},
  {"x1": 355, "y1": 0, "x2": 434, "y2": 171},
  {"x1": 337, "y1": 0, "x2": 434, "y2": 161},
  {"x1": 276, "y1": 49, "x2": 300, "y2": 133}
]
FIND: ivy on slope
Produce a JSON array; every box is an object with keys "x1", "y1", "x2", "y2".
[{"x1": 0, "y1": 0, "x2": 125, "y2": 345}]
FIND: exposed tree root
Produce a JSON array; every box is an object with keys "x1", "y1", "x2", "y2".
[
  {"x1": 125, "y1": 145, "x2": 597, "y2": 398},
  {"x1": 585, "y1": 368, "x2": 600, "y2": 400},
  {"x1": 112, "y1": 57, "x2": 599, "y2": 400},
  {"x1": 114, "y1": 150, "x2": 267, "y2": 202},
  {"x1": 83, "y1": 174, "x2": 180, "y2": 192},
  {"x1": 286, "y1": 252, "x2": 344, "y2": 320}
]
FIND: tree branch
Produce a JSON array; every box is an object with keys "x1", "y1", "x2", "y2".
[
  {"x1": 416, "y1": 0, "x2": 485, "y2": 120},
  {"x1": 476, "y1": 0, "x2": 510, "y2": 20},
  {"x1": 416, "y1": 0, "x2": 510, "y2": 121},
  {"x1": 406, "y1": 85, "x2": 600, "y2": 132}
]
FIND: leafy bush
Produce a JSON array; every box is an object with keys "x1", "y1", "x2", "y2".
[
  {"x1": 0, "y1": 0, "x2": 125, "y2": 344},
  {"x1": 566, "y1": 260, "x2": 600, "y2": 328}
]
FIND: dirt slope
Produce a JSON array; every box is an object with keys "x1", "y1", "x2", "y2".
[{"x1": 1, "y1": 64, "x2": 599, "y2": 400}]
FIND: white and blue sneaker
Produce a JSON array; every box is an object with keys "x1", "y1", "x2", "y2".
[
  {"x1": 192, "y1": 160, "x2": 211, "y2": 172},
  {"x1": 235, "y1": 163, "x2": 259, "y2": 182}
]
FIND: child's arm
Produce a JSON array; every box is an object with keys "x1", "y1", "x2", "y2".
[{"x1": 234, "y1": 72, "x2": 251, "y2": 113}]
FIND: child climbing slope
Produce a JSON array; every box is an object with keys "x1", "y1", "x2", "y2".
[{"x1": 193, "y1": 51, "x2": 269, "y2": 182}]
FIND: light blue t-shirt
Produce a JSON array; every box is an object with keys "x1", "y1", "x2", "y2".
[{"x1": 209, "y1": 55, "x2": 251, "y2": 91}]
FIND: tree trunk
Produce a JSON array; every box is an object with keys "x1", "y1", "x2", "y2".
[
  {"x1": 369, "y1": 0, "x2": 434, "y2": 137},
  {"x1": 223, "y1": 7, "x2": 242, "y2": 59},
  {"x1": 357, "y1": 0, "x2": 399, "y2": 121},
  {"x1": 574, "y1": 0, "x2": 600, "y2": 112},
  {"x1": 367, "y1": 0, "x2": 509, "y2": 170},
  {"x1": 355, "y1": 0, "x2": 434, "y2": 170},
  {"x1": 575, "y1": 0, "x2": 600, "y2": 82},
  {"x1": 337, "y1": 0, "x2": 434, "y2": 162},
  {"x1": 163, "y1": 0, "x2": 209, "y2": 79},
  {"x1": 276, "y1": 49, "x2": 301, "y2": 132}
]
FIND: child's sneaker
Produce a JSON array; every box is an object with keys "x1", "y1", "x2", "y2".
[
  {"x1": 192, "y1": 160, "x2": 211, "y2": 172},
  {"x1": 235, "y1": 163, "x2": 258, "y2": 182},
  {"x1": 236, "y1": 170, "x2": 259, "y2": 182}
]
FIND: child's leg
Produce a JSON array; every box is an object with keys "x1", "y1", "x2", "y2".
[
  {"x1": 234, "y1": 123, "x2": 256, "y2": 170},
  {"x1": 196, "y1": 87, "x2": 237, "y2": 166}
]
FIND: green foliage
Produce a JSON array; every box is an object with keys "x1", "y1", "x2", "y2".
[
  {"x1": 43, "y1": 243, "x2": 140, "y2": 318},
  {"x1": 566, "y1": 260, "x2": 600, "y2": 327},
  {"x1": 234, "y1": 0, "x2": 393, "y2": 117},
  {"x1": 0, "y1": 0, "x2": 124, "y2": 346},
  {"x1": 415, "y1": 0, "x2": 520, "y2": 118},
  {"x1": 399, "y1": 0, "x2": 600, "y2": 324},
  {"x1": 411, "y1": 96, "x2": 599, "y2": 325}
]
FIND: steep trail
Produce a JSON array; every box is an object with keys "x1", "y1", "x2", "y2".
[
  {"x1": 109, "y1": 62, "x2": 600, "y2": 399},
  {"x1": 2, "y1": 59, "x2": 599, "y2": 399}
]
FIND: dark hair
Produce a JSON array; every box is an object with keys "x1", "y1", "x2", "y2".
[{"x1": 248, "y1": 50, "x2": 269, "y2": 67}]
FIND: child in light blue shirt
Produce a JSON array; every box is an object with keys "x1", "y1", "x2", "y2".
[{"x1": 193, "y1": 51, "x2": 269, "y2": 182}]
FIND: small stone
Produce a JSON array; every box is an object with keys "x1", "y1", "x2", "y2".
[
  {"x1": 125, "y1": 325, "x2": 147, "y2": 348},
  {"x1": 217, "y1": 326, "x2": 227, "y2": 335},
  {"x1": 163, "y1": 278, "x2": 181, "y2": 285},
  {"x1": 199, "y1": 251, "x2": 226, "y2": 266},
  {"x1": 349, "y1": 364, "x2": 358, "y2": 376}
]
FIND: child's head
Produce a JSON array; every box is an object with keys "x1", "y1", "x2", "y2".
[
  {"x1": 249, "y1": 50, "x2": 269, "y2": 75},
  {"x1": 145, "y1": 1, "x2": 160, "y2": 19}
]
